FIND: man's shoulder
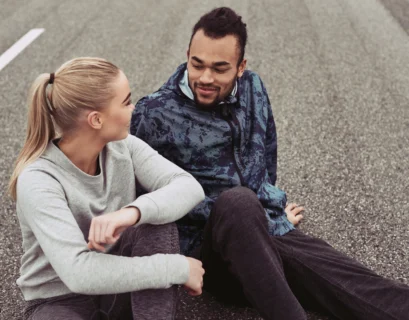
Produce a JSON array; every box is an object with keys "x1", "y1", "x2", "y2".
[
  {"x1": 240, "y1": 69, "x2": 265, "y2": 91},
  {"x1": 136, "y1": 88, "x2": 176, "y2": 110},
  {"x1": 135, "y1": 78, "x2": 188, "y2": 117},
  {"x1": 136, "y1": 63, "x2": 186, "y2": 112}
]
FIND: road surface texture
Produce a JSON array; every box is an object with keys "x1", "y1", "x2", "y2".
[{"x1": 1, "y1": 0, "x2": 408, "y2": 319}]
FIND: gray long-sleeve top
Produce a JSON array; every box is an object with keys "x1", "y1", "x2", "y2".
[{"x1": 16, "y1": 135, "x2": 205, "y2": 300}]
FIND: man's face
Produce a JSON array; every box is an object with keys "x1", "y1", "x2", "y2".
[{"x1": 187, "y1": 29, "x2": 246, "y2": 109}]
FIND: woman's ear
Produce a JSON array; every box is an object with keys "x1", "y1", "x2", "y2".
[{"x1": 87, "y1": 111, "x2": 103, "y2": 130}]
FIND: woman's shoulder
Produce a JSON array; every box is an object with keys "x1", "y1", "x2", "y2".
[
  {"x1": 17, "y1": 159, "x2": 64, "y2": 201},
  {"x1": 20, "y1": 157, "x2": 59, "y2": 179},
  {"x1": 108, "y1": 135, "x2": 152, "y2": 154},
  {"x1": 107, "y1": 135, "x2": 158, "y2": 167}
]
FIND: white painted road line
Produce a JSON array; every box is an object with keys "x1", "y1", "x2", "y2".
[{"x1": 0, "y1": 28, "x2": 45, "y2": 72}]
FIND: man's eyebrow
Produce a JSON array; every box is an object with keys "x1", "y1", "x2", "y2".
[
  {"x1": 191, "y1": 56, "x2": 231, "y2": 68},
  {"x1": 192, "y1": 56, "x2": 204, "y2": 64},
  {"x1": 122, "y1": 92, "x2": 131, "y2": 104},
  {"x1": 213, "y1": 61, "x2": 231, "y2": 67}
]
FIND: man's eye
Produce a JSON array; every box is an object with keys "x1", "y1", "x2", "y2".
[
  {"x1": 214, "y1": 69, "x2": 227, "y2": 74},
  {"x1": 193, "y1": 64, "x2": 203, "y2": 70}
]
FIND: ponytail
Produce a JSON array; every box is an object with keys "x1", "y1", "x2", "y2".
[
  {"x1": 9, "y1": 73, "x2": 56, "y2": 200},
  {"x1": 9, "y1": 57, "x2": 120, "y2": 200}
]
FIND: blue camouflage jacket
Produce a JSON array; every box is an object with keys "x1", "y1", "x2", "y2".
[{"x1": 130, "y1": 63, "x2": 294, "y2": 255}]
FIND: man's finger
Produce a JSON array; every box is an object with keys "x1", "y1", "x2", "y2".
[
  {"x1": 286, "y1": 203, "x2": 297, "y2": 210},
  {"x1": 292, "y1": 206, "x2": 305, "y2": 215}
]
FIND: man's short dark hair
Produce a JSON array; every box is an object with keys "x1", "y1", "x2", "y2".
[{"x1": 189, "y1": 7, "x2": 248, "y2": 65}]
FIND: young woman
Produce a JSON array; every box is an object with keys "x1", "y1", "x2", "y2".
[{"x1": 9, "y1": 57, "x2": 205, "y2": 320}]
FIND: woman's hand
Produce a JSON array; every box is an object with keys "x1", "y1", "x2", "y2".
[
  {"x1": 87, "y1": 207, "x2": 140, "y2": 251},
  {"x1": 183, "y1": 257, "x2": 205, "y2": 296},
  {"x1": 285, "y1": 203, "x2": 304, "y2": 226}
]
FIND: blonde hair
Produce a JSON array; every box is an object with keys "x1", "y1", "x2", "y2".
[{"x1": 9, "y1": 57, "x2": 120, "y2": 200}]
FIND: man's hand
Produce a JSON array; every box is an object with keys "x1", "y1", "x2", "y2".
[
  {"x1": 183, "y1": 257, "x2": 205, "y2": 296},
  {"x1": 285, "y1": 203, "x2": 304, "y2": 226},
  {"x1": 87, "y1": 207, "x2": 141, "y2": 252}
]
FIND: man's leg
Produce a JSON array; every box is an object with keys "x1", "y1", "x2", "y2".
[
  {"x1": 105, "y1": 223, "x2": 180, "y2": 320},
  {"x1": 200, "y1": 186, "x2": 307, "y2": 320},
  {"x1": 275, "y1": 230, "x2": 409, "y2": 320}
]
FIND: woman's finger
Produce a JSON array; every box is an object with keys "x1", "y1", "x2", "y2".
[
  {"x1": 89, "y1": 240, "x2": 105, "y2": 252},
  {"x1": 100, "y1": 222, "x2": 108, "y2": 244},
  {"x1": 94, "y1": 220, "x2": 101, "y2": 245},
  {"x1": 88, "y1": 218, "x2": 95, "y2": 244},
  {"x1": 105, "y1": 223, "x2": 118, "y2": 244}
]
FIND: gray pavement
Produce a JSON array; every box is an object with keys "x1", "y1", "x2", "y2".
[{"x1": 1, "y1": 0, "x2": 408, "y2": 319}]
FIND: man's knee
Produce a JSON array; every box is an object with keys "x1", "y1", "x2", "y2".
[
  {"x1": 214, "y1": 186, "x2": 259, "y2": 209},
  {"x1": 212, "y1": 187, "x2": 264, "y2": 224}
]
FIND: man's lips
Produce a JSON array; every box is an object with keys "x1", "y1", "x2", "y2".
[{"x1": 196, "y1": 86, "x2": 218, "y2": 96}]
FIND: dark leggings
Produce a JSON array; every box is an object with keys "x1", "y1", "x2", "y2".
[{"x1": 24, "y1": 223, "x2": 180, "y2": 320}]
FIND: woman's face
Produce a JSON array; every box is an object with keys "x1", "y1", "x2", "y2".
[{"x1": 99, "y1": 71, "x2": 135, "y2": 142}]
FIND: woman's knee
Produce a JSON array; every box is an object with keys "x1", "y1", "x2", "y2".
[
  {"x1": 29, "y1": 295, "x2": 97, "y2": 320},
  {"x1": 130, "y1": 223, "x2": 180, "y2": 256}
]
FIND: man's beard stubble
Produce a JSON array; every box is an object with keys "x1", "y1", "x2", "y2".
[{"x1": 192, "y1": 76, "x2": 238, "y2": 110}]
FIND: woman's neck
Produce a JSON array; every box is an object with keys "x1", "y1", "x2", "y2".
[{"x1": 57, "y1": 134, "x2": 105, "y2": 176}]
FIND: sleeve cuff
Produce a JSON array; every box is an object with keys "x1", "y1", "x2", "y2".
[
  {"x1": 166, "y1": 254, "x2": 189, "y2": 285},
  {"x1": 125, "y1": 195, "x2": 160, "y2": 226}
]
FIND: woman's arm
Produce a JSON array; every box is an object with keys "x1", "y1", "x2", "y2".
[
  {"x1": 16, "y1": 169, "x2": 189, "y2": 295},
  {"x1": 124, "y1": 135, "x2": 205, "y2": 226}
]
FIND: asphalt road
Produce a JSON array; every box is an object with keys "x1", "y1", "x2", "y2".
[{"x1": 1, "y1": 0, "x2": 409, "y2": 319}]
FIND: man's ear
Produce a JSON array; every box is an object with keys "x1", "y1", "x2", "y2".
[
  {"x1": 237, "y1": 59, "x2": 247, "y2": 78},
  {"x1": 87, "y1": 111, "x2": 103, "y2": 130}
]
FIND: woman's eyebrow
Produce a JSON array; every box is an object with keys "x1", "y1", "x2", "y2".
[{"x1": 122, "y1": 92, "x2": 131, "y2": 104}]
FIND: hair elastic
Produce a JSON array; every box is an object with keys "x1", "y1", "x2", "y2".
[{"x1": 49, "y1": 73, "x2": 55, "y2": 84}]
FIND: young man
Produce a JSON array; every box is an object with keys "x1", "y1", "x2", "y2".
[{"x1": 130, "y1": 7, "x2": 409, "y2": 320}]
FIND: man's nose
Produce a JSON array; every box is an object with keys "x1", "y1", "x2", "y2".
[{"x1": 199, "y1": 68, "x2": 214, "y2": 84}]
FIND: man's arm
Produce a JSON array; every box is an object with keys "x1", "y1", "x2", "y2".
[
  {"x1": 262, "y1": 83, "x2": 278, "y2": 185},
  {"x1": 260, "y1": 80, "x2": 304, "y2": 226}
]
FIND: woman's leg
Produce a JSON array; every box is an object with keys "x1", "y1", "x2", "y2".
[
  {"x1": 25, "y1": 293, "x2": 99, "y2": 320},
  {"x1": 104, "y1": 223, "x2": 181, "y2": 320}
]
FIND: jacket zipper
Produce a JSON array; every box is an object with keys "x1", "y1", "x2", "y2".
[{"x1": 226, "y1": 117, "x2": 245, "y2": 186}]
